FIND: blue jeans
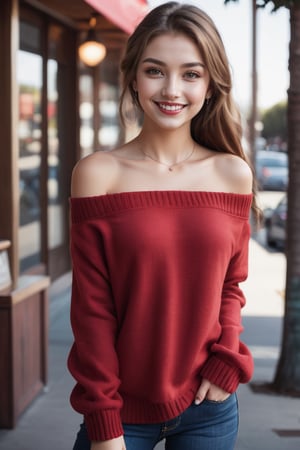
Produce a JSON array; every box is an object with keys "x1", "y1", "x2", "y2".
[{"x1": 73, "y1": 394, "x2": 239, "y2": 450}]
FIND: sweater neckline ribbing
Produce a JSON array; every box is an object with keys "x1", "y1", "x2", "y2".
[{"x1": 70, "y1": 190, "x2": 252, "y2": 223}]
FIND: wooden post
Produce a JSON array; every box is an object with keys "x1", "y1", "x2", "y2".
[{"x1": 0, "y1": 0, "x2": 20, "y2": 286}]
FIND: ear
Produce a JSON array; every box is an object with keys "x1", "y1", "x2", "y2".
[
  {"x1": 132, "y1": 80, "x2": 137, "y2": 91},
  {"x1": 205, "y1": 88, "x2": 212, "y2": 101}
]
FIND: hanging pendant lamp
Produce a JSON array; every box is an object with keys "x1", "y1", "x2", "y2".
[{"x1": 78, "y1": 15, "x2": 106, "y2": 67}]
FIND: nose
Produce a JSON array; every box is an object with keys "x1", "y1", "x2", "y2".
[{"x1": 161, "y1": 76, "x2": 180, "y2": 99}]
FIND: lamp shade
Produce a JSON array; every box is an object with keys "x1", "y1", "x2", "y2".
[{"x1": 78, "y1": 29, "x2": 106, "y2": 66}]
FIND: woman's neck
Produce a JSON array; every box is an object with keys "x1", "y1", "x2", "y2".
[{"x1": 136, "y1": 128, "x2": 195, "y2": 163}]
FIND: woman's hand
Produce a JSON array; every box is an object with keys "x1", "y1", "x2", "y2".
[
  {"x1": 195, "y1": 378, "x2": 230, "y2": 405},
  {"x1": 91, "y1": 436, "x2": 126, "y2": 450}
]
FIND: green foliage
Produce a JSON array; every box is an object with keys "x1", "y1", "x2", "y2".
[
  {"x1": 257, "y1": 0, "x2": 300, "y2": 11},
  {"x1": 224, "y1": 0, "x2": 300, "y2": 10},
  {"x1": 261, "y1": 101, "x2": 287, "y2": 140}
]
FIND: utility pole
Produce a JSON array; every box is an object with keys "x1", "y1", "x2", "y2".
[{"x1": 249, "y1": 0, "x2": 257, "y2": 170}]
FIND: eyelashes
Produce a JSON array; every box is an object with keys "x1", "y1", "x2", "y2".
[
  {"x1": 185, "y1": 71, "x2": 201, "y2": 79},
  {"x1": 145, "y1": 67, "x2": 163, "y2": 76},
  {"x1": 144, "y1": 67, "x2": 202, "y2": 80}
]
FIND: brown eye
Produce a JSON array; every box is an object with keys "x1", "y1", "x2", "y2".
[
  {"x1": 185, "y1": 71, "x2": 201, "y2": 79},
  {"x1": 145, "y1": 67, "x2": 163, "y2": 76}
]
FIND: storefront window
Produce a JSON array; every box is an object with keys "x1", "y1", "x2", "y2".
[
  {"x1": 18, "y1": 49, "x2": 42, "y2": 271},
  {"x1": 79, "y1": 71, "x2": 122, "y2": 155},
  {"x1": 17, "y1": 11, "x2": 77, "y2": 279}
]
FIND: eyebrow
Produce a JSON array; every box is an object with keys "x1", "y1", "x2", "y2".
[{"x1": 141, "y1": 57, "x2": 205, "y2": 69}]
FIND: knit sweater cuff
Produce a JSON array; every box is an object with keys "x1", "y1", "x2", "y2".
[
  {"x1": 200, "y1": 356, "x2": 241, "y2": 393},
  {"x1": 85, "y1": 409, "x2": 123, "y2": 441}
]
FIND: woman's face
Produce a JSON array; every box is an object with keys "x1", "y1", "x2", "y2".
[{"x1": 134, "y1": 32, "x2": 211, "y2": 131}]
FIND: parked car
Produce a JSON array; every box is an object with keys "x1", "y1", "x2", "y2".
[
  {"x1": 264, "y1": 194, "x2": 287, "y2": 248},
  {"x1": 256, "y1": 150, "x2": 288, "y2": 191}
]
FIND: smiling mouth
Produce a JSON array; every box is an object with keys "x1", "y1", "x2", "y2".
[{"x1": 155, "y1": 102, "x2": 186, "y2": 112}]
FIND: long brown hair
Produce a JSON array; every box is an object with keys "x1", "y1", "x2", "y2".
[{"x1": 119, "y1": 1, "x2": 261, "y2": 222}]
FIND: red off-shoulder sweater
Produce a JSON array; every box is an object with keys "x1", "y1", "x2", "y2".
[{"x1": 68, "y1": 191, "x2": 254, "y2": 441}]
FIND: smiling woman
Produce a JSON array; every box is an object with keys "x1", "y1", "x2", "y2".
[{"x1": 68, "y1": 3, "x2": 260, "y2": 450}]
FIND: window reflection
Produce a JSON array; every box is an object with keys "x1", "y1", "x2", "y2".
[
  {"x1": 79, "y1": 74, "x2": 94, "y2": 157},
  {"x1": 18, "y1": 50, "x2": 42, "y2": 270},
  {"x1": 47, "y1": 59, "x2": 64, "y2": 249},
  {"x1": 79, "y1": 74, "x2": 121, "y2": 155},
  {"x1": 98, "y1": 82, "x2": 120, "y2": 148}
]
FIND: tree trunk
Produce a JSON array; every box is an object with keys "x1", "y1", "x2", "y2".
[{"x1": 273, "y1": 3, "x2": 300, "y2": 394}]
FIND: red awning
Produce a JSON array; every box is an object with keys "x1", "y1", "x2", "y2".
[{"x1": 84, "y1": 0, "x2": 149, "y2": 35}]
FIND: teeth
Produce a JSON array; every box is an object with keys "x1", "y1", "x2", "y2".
[{"x1": 159, "y1": 103, "x2": 183, "y2": 111}]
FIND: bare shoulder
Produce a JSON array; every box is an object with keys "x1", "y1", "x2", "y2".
[
  {"x1": 214, "y1": 152, "x2": 253, "y2": 194},
  {"x1": 71, "y1": 150, "x2": 119, "y2": 198}
]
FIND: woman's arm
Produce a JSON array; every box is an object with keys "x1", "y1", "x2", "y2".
[
  {"x1": 68, "y1": 153, "x2": 124, "y2": 441},
  {"x1": 198, "y1": 153, "x2": 254, "y2": 392},
  {"x1": 199, "y1": 219, "x2": 254, "y2": 392}
]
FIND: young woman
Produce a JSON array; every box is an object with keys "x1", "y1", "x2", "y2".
[{"x1": 68, "y1": 2, "x2": 259, "y2": 449}]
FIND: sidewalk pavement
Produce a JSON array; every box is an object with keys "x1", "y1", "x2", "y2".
[{"x1": 0, "y1": 238, "x2": 300, "y2": 450}]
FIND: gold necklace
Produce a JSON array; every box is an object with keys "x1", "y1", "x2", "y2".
[{"x1": 141, "y1": 143, "x2": 195, "y2": 172}]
